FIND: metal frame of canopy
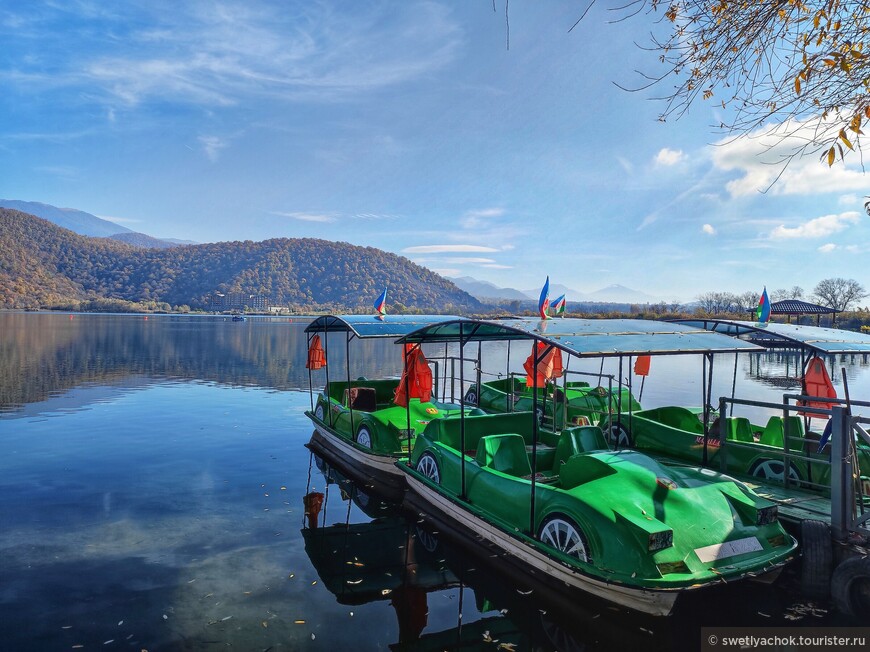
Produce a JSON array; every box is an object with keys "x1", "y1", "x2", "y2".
[
  {"x1": 673, "y1": 319, "x2": 870, "y2": 356},
  {"x1": 304, "y1": 314, "x2": 462, "y2": 439},
  {"x1": 398, "y1": 317, "x2": 764, "y2": 535},
  {"x1": 674, "y1": 317, "x2": 870, "y2": 415}
]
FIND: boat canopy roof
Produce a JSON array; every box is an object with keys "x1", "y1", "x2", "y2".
[
  {"x1": 305, "y1": 314, "x2": 460, "y2": 339},
  {"x1": 398, "y1": 317, "x2": 763, "y2": 358},
  {"x1": 674, "y1": 318, "x2": 870, "y2": 355}
]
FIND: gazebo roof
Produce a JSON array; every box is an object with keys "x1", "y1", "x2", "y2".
[{"x1": 770, "y1": 299, "x2": 838, "y2": 315}]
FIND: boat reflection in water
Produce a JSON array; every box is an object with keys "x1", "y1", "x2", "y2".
[{"x1": 302, "y1": 450, "x2": 671, "y2": 651}]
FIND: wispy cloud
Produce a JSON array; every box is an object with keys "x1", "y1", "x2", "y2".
[
  {"x1": 403, "y1": 244, "x2": 500, "y2": 254},
  {"x1": 10, "y1": 2, "x2": 463, "y2": 110},
  {"x1": 702, "y1": 223, "x2": 716, "y2": 235},
  {"x1": 199, "y1": 135, "x2": 227, "y2": 162},
  {"x1": 769, "y1": 211, "x2": 860, "y2": 239},
  {"x1": 444, "y1": 257, "x2": 496, "y2": 264},
  {"x1": 272, "y1": 211, "x2": 336, "y2": 223},
  {"x1": 819, "y1": 243, "x2": 837, "y2": 253},
  {"x1": 460, "y1": 207, "x2": 505, "y2": 230}
]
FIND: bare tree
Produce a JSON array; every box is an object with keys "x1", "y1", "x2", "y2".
[
  {"x1": 737, "y1": 291, "x2": 759, "y2": 312},
  {"x1": 771, "y1": 286, "x2": 805, "y2": 302},
  {"x1": 696, "y1": 291, "x2": 743, "y2": 314},
  {"x1": 813, "y1": 277, "x2": 867, "y2": 311}
]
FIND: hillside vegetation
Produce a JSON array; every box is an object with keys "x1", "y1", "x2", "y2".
[{"x1": 0, "y1": 209, "x2": 482, "y2": 312}]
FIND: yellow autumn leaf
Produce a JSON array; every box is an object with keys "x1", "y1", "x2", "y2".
[
  {"x1": 827, "y1": 146, "x2": 836, "y2": 166},
  {"x1": 840, "y1": 130, "x2": 854, "y2": 149}
]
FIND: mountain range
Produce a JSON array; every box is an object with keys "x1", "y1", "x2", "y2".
[
  {"x1": 0, "y1": 207, "x2": 482, "y2": 312},
  {"x1": 0, "y1": 199, "x2": 191, "y2": 248},
  {"x1": 1, "y1": 198, "x2": 668, "y2": 310},
  {"x1": 448, "y1": 276, "x2": 661, "y2": 304}
]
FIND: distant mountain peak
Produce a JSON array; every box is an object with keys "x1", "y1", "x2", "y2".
[{"x1": 0, "y1": 199, "x2": 133, "y2": 238}]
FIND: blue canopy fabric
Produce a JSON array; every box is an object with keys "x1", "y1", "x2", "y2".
[
  {"x1": 305, "y1": 314, "x2": 460, "y2": 339},
  {"x1": 675, "y1": 319, "x2": 870, "y2": 355},
  {"x1": 398, "y1": 318, "x2": 763, "y2": 358}
]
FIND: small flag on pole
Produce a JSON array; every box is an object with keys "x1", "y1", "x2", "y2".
[
  {"x1": 551, "y1": 294, "x2": 566, "y2": 317},
  {"x1": 756, "y1": 286, "x2": 770, "y2": 324},
  {"x1": 538, "y1": 277, "x2": 550, "y2": 320},
  {"x1": 374, "y1": 287, "x2": 387, "y2": 316}
]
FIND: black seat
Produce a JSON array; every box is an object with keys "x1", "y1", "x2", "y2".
[{"x1": 347, "y1": 387, "x2": 377, "y2": 412}]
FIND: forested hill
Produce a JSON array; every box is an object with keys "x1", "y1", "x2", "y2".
[{"x1": 0, "y1": 208, "x2": 483, "y2": 312}]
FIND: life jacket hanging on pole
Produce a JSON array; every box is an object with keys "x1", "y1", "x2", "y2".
[
  {"x1": 523, "y1": 341, "x2": 563, "y2": 387},
  {"x1": 306, "y1": 334, "x2": 327, "y2": 370},
  {"x1": 798, "y1": 355, "x2": 837, "y2": 419},
  {"x1": 394, "y1": 344, "x2": 433, "y2": 407}
]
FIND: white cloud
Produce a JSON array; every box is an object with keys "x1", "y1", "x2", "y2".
[
  {"x1": 481, "y1": 263, "x2": 513, "y2": 269},
  {"x1": 839, "y1": 194, "x2": 859, "y2": 206},
  {"x1": 711, "y1": 118, "x2": 868, "y2": 197},
  {"x1": 444, "y1": 257, "x2": 496, "y2": 264},
  {"x1": 616, "y1": 156, "x2": 634, "y2": 173},
  {"x1": 272, "y1": 211, "x2": 336, "y2": 223},
  {"x1": 403, "y1": 244, "x2": 500, "y2": 254},
  {"x1": 654, "y1": 148, "x2": 686, "y2": 166},
  {"x1": 461, "y1": 207, "x2": 505, "y2": 229},
  {"x1": 818, "y1": 243, "x2": 837, "y2": 253},
  {"x1": 770, "y1": 211, "x2": 860, "y2": 239},
  {"x1": 432, "y1": 268, "x2": 462, "y2": 277},
  {"x1": 199, "y1": 135, "x2": 226, "y2": 162},
  {"x1": 702, "y1": 223, "x2": 716, "y2": 235}
]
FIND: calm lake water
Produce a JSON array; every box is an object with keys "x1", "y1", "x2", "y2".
[{"x1": 2, "y1": 312, "x2": 868, "y2": 651}]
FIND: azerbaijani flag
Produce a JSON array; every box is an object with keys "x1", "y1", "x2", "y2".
[
  {"x1": 373, "y1": 287, "x2": 387, "y2": 316},
  {"x1": 538, "y1": 277, "x2": 550, "y2": 320},
  {"x1": 756, "y1": 286, "x2": 771, "y2": 323},
  {"x1": 551, "y1": 294, "x2": 566, "y2": 317}
]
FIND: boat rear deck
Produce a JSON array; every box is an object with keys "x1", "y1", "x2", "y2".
[{"x1": 741, "y1": 479, "x2": 834, "y2": 526}]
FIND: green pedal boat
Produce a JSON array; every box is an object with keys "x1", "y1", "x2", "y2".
[{"x1": 396, "y1": 318, "x2": 798, "y2": 616}]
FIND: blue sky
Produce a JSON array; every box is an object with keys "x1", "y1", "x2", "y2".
[{"x1": 1, "y1": 1, "x2": 867, "y2": 302}]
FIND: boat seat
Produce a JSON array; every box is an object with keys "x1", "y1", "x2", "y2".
[
  {"x1": 759, "y1": 416, "x2": 803, "y2": 448},
  {"x1": 726, "y1": 417, "x2": 754, "y2": 443},
  {"x1": 475, "y1": 434, "x2": 532, "y2": 478},
  {"x1": 553, "y1": 426, "x2": 608, "y2": 471},
  {"x1": 344, "y1": 387, "x2": 377, "y2": 412}
]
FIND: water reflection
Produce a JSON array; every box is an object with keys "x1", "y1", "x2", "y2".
[
  {"x1": 0, "y1": 313, "x2": 405, "y2": 414},
  {"x1": 304, "y1": 452, "x2": 671, "y2": 651}
]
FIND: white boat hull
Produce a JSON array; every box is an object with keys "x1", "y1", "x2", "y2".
[{"x1": 306, "y1": 417, "x2": 407, "y2": 498}]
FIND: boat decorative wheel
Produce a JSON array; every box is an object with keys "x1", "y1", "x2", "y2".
[
  {"x1": 750, "y1": 459, "x2": 802, "y2": 484},
  {"x1": 314, "y1": 403, "x2": 325, "y2": 421},
  {"x1": 356, "y1": 425, "x2": 373, "y2": 449},
  {"x1": 538, "y1": 516, "x2": 589, "y2": 562},
  {"x1": 464, "y1": 388, "x2": 478, "y2": 405},
  {"x1": 415, "y1": 525, "x2": 440, "y2": 553},
  {"x1": 416, "y1": 452, "x2": 441, "y2": 484},
  {"x1": 606, "y1": 420, "x2": 631, "y2": 448}
]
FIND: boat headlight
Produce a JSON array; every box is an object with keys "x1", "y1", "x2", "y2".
[
  {"x1": 648, "y1": 529, "x2": 673, "y2": 552},
  {"x1": 656, "y1": 560, "x2": 689, "y2": 575},
  {"x1": 757, "y1": 505, "x2": 778, "y2": 526}
]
